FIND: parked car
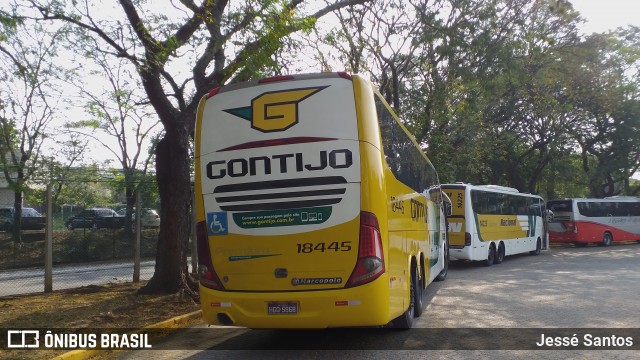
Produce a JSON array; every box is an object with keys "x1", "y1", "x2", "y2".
[
  {"x1": 116, "y1": 208, "x2": 160, "y2": 228},
  {"x1": 0, "y1": 207, "x2": 46, "y2": 232},
  {"x1": 65, "y1": 208, "x2": 125, "y2": 230}
]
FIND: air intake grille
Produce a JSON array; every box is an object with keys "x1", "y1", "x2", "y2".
[{"x1": 213, "y1": 176, "x2": 347, "y2": 211}]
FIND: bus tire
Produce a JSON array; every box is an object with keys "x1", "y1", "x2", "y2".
[
  {"x1": 599, "y1": 232, "x2": 612, "y2": 247},
  {"x1": 485, "y1": 244, "x2": 495, "y2": 266},
  {"x1": 494, "y1": 242, "x2": 505, "y2": 264},
  {"x1": 392, "y1": 264, "x2": 418, "y2": 329},
  {"x1": 414, "y1": 264, "x2": 426, "y2": 317},
  {"x1": 530, "y1": 238, "x2": 541, "y2": 255},
  {"x1": 435, "y1": 239, "x2": 449, "y2": 282}
]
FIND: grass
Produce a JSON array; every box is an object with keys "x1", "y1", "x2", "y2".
[{"x1": 0, "y1": 281, "x2": 202, "y2": 360}]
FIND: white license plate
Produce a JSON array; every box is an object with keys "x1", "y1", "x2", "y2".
[{"x1": 267, "y1": 302, "x2": 299, "y2": 315}]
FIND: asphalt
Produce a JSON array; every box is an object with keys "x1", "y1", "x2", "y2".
[{"x1": 51, "y1": 311, "x2": 203, "y2": 360}]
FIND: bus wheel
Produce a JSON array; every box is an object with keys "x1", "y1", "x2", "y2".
[
  {"x1": 494, "y1": 242, "x2": 505, "y2": 264},
  {"x1": 530, "y1": 238, "x2": 541, "y2": 255},
  {"x1": 392, "y1": 264, "x2": 418, "y2": 329},
  {"x1": 599, "y1": 232, "x2": 612, "y2": 247},
  {"x1": 414, "y1": 264, "x2": 426, "y2": 317},
  {"x1": 485, "y1": 244, "x2": 495, "y2": 267}
]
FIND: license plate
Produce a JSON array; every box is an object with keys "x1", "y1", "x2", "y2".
[{"x1": 267, "y1": 302, "x2": 299, "y2": 315}]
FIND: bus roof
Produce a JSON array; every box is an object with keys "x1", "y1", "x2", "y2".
[
  {"x1": 442, "y1": 183, "x2": 543, "y2": 199},
  {"x1": 210, "y1": 72, "x2": 352, "y2": 95},
  {"x1": 548, "y1": 197, "x2": 640, "y2": 203}
]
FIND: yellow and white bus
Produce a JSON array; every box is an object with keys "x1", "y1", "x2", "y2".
[
  {"x1": 441, "y1": 183, "x2": 546, "y2": 266},
  {"x1": 194, "y1": 72, "x2": 448, "y2": 329}
]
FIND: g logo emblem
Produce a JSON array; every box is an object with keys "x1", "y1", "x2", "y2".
[{"x1": 224, "y1": 86, "x2": 328, "y2": 132}]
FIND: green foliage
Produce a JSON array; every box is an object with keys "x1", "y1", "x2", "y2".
[
  {"x1": 317, "y1": 0, "x2": 638, "y2": 199},
  {"x1": 0, "y1": 9, "x2": 20, "y2": 42},
  {"x1": 107, "y1": 169, "x2": 159, "y2": 209},
  {"x1": 45, "y1": 163, "x2": 114, "y2": 209}
]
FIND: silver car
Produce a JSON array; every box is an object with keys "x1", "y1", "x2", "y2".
[{"x1": 116, "y1": 208, "x2": 160, "y2": 228}]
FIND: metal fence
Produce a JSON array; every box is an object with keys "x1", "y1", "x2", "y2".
[{"x1": 0, "y1": 185, "x2": 194, "y2": 297}]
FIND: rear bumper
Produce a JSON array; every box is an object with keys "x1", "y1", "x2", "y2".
[
  {"x1": 199, "y1": 274, "x2": 391, "y2": 328},
  {"x1": 548, "y1": 232, "x2": 578, "y2": 243}
]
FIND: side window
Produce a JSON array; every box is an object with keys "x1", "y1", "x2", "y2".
[
  {"x1": 471, "y1": 190, "x2": 487, "y2": 214},
  {"x1": 631, "y1": 203, "x2": 640, "y2": 216},
  {"x1": 577, "y1": 202, "x2": 590, "y2": 217},
  {"x1": 613, "y1": 202, "x2": 627, "y2": 216},
  {"x1": 23, "y1": 208, "x2": 36, "y2": 216},
  {"x1": 375, "y1": 94, "x2": 438, "y2": 193},
  {"x1": 517, "y1": 197, "x2": 528, "y2": 215}
]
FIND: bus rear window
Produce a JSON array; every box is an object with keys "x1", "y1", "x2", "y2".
[{"x1": 547, "y1": 200, "x2": 572, "y2": 212}]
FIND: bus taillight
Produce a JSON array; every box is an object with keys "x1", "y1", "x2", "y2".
[
  {"x1": 465, "y1": 232, "x2": 471, "y2": 246},
  {"x1": 206, "y1": 87, "x2": 220, "y2": 98},
  {"x1": 196, "y1": 221, "x2": 225, "y2": 290},
  {"x1": 346, "y1": 212, "x2": 385, "y2": 288}
]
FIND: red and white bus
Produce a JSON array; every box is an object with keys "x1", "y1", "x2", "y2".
[{"x1": 546, "y1": 197, "x2": 640, "y2": 246}]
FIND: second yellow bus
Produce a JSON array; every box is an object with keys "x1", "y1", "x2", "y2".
[{"x1": 442, "y1": 183, "x2": 546, "y2": 265}]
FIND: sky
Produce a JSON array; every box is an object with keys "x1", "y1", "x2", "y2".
[
  {"x1": 570, "y1": 0, "x2": 640, "y2": 34},
  {"x1": 76, "y1": 0, "x2": 640, "y2": 168}
]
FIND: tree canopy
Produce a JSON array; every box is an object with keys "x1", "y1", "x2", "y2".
[{"x1": 1, "y1": 0, "x2": 638, "y2": 293}]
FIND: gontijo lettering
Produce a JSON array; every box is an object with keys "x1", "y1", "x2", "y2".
[{"x1": 206, "y1": 149, "x2": 353, "y2": 179}]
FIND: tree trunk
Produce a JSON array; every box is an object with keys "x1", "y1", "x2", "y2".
[
  {"x1": 138, "y1": 130, "x2": 193, "y2": 294},
  {"x1": 12, "y1": 190, "x2": 23, "y2": 244},
  {"x1": 123, "y1": 169, "x2": 136, "y2": 236}
]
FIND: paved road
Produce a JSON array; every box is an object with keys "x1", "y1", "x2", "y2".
[
  {"x1": 0, "y1": 261, "x2": 155, "y2": 297},
  {"x1": 117, "y1": 243, "x2": 640, "y2": 359}
]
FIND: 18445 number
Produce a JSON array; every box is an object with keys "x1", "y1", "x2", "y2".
[{"x1": 296, "y1": 241, "x2": 352, "y2": 253}]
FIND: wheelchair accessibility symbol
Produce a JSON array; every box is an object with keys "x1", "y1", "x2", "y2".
[{"x1": 207, "y1": 212, "x2": 228, "y2": 236}]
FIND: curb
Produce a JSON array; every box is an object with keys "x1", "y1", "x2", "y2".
[{"x1": 51, "y1": 310, "x2": 203, "y2": 360}]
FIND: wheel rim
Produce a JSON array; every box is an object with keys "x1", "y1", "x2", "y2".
[{"x1": 604, "y1": 233, "x2": 612, "y2": 246}]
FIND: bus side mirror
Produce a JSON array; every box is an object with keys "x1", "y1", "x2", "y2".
[{"x1": 544, "y1": 210, "x2": 554, "y2": 222}]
